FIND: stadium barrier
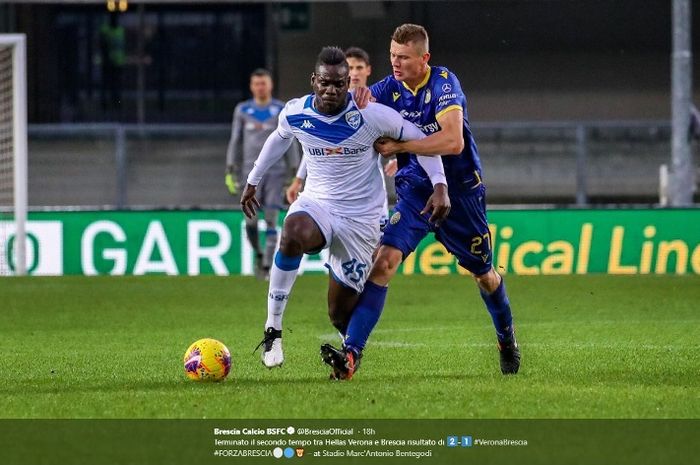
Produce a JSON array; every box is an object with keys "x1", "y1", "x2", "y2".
[
  {"x1": 2, "y1": 209, "x2": 698, "y2": 276},
  {"x1": 27, "y1": 121, "x2": 677, "y2": 207}
]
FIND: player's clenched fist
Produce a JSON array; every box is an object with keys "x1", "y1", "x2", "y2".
[{"x1": 374, "y1": 137, "x2": 402, "y2": 157}]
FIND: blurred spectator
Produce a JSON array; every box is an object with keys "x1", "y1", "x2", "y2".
[{"x1": 99, "y1": 13, "x2": 125, "y2": 112}]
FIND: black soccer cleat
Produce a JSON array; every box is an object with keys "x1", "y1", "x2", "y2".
[
  {"x1": 497, "y1": 337, "x2": 521, "y2": 375},
  {"x1": 320, "y1": 343, "x2": 360, "y2": 380}
]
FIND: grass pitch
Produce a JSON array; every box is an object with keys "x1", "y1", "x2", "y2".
[{"x1": 1, "y1": 275, "x2": 698, "y2": 419}]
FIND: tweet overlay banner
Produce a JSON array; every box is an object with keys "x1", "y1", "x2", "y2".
[
  {"x1": 1, "y1": 208, "x2": 699, "y2": 275},
  {"x1": 0, "y1": 419, "x2": 696, "y2": 465}
]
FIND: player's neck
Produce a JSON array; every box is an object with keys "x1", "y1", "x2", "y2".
[
  {"x1": 254, "y1": 96, "x2": 271, "y2": 106},
  {"x1": 403, "y1": 65, "x2": 430, "y2": 92}
]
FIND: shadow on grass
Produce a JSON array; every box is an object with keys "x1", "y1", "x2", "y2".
[{"x1": 1, "y1": 372, "x2": 483, "y2": 396}]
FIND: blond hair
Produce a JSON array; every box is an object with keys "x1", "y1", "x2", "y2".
[{"x1": 391, "y1": 23, "x2": 429, "y2": 54}]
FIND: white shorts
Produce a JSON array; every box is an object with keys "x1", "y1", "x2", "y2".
[{"x1": 287, "y1": 195, "x2": 380, "y2": 293}]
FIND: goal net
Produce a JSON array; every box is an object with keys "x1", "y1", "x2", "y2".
[{"x1": 0, "y1": 34, "x2": 27, "y2": 276}]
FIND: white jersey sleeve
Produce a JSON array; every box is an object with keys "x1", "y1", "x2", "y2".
[
  {"x1": 276, "y1": 101, "x2": 295, "y2": 139},
  {"x1": 361, "y1": 102, "x2": 412, "y2": 140},
  {"x1": 361, "y1": 102, "x2": 446, "y2": 186}
]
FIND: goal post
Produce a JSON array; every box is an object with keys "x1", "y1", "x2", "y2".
[{"x1": 0, "y1": 34, "x2": 28, "y2": 276}]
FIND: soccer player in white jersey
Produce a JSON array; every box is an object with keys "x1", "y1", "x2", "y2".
[
  {"x1": 286, "y1": 47, "x2": 395, "y2": 231},
  {"x1": 241, "y1": 47, "x2": 449, "y2": 378}
]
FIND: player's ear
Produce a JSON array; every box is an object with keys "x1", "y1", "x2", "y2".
[
  {"x1": 422, "y1": 52, "x2": 431, "y2": 65},
  {"x1": 310, "y1": 72, "x2": 316, "y2": 87}
]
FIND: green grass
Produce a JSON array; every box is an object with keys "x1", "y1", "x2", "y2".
[{"x1": 0, "y1": 275, "x2": 698, "y2": 419}]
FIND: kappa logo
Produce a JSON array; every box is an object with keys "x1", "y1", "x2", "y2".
[
  {"x1": 442, "y1": 83, "x2": 452, "y2": 93},
  {"x1": 390, "y1": 212, "x2": 401, "y2": 225},
  {"x1": 345, "y1": 110, "x2": 361, "y2": 129},
  {"x1": 424, "y1": 89, "x2": 432, "y2": 104},
  {"x1": 392, "y1": 92, "x2": 401, "y2": 102},
  {"x1": 301, "y1": 120, "x2": 315, "y2": 129}
]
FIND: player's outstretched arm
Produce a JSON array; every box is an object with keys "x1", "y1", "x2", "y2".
[
  {"x1": 376, "y1": 109, "x2": 464, "y2": 157},
  {"x1": 397, "y1": 117, "x2": 450, "y2": 224},
  {"x1": 366, "y1": 101, "x2": 448, "y2": 192},
  {"x1": 246, "y1": 131, "x2": 293, "y2": 185}
]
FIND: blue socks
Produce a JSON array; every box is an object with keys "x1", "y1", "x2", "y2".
[
  {"x1": 480, "y1": 278, "x2": 514, "y2": 343},
  {"x1": 344, "y1": 281, "x2": 388, "y2": 354}
]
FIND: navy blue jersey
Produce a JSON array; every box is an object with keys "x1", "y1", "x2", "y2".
[{"x1": 370, "y1": 66, "x2": 483, "y2": 191}]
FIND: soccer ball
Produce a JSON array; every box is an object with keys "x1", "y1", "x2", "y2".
[{"x1": 183, "y1": 338, "x2": 232, "y2": 382}]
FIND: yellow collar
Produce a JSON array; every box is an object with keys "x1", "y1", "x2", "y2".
[{"x1": 401, "y1": 67, "x2": 431, "y2": 97}]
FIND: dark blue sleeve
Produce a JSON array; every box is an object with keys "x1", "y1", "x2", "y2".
[
  {"x1": 370, "y1": 77, "x2": 392, "y2": 106},
  {"x1": 432, "y1": 69, "x2": 466, "y2": 119}
]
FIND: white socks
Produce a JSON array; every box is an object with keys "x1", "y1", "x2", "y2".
[{"x1": 265, "y1": 260, "x2": 300, "y2": 330}]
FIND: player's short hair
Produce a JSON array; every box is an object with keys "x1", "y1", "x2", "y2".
[
  {"x1": 250, "y1": 68, "x2": 272, "y2": 79},
  {"x1": 391, "y1": 23, "x2": 429, "y2": 54},
  {"x1": 315, "y1": 46, "x2": 348, "y2": 72},
  {"x1": 344, "y1": 47, "x2": 370, "y2": 66}
]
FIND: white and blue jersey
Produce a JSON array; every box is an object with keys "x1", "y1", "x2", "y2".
[
  {"x1": 371, "y1": 66, "x2": 483, "y2": 192},
  {"x1": 277, "y1": 94, "x2": 420, "y2": 220}
]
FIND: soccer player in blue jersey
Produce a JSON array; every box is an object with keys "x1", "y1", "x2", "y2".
[{"x1": 321, "y1": 24, "x2": 521, "y2": 378}]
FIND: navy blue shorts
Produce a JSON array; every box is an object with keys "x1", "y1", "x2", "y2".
[{"x1": 382, "y1": 181, "x2": 492, "y2": 276}]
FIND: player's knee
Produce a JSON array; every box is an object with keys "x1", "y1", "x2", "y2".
[
  {"x1": 474, "y1": 268, "x2": 500, "y2": 293},
  {"x1": 371, "y1": 247, "x2": 402, "y2": 280},
  {"x1": 279, "y1": 215, "x2": 315, "y2": 255},
  {"x1": 278, "y1": 229, "x2": 304, "y2": 256}
]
